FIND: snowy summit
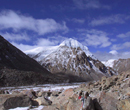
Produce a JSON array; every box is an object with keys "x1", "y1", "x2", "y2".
[{"x1": 59, "y1": 38, "x2": 93, "y2": 57}]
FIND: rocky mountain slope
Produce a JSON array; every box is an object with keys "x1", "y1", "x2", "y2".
[
  {"x1": 113, "y1": 58, "x2": 130, "y2": 73},
  {"x1": 102, "y1": 58, "x2": 130, "y2": 74},
  {"x1": 26, "y1": 38, "x2": 117, "y2": 81},
  {"x1": 0, "y1": 35, "x2": 50, "y2": 73},
  {"x1": 0, "y1": 35, "x2": 69, "y2": 86}
]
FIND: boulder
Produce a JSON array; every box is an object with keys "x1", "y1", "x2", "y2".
[
  {"x1": 0, "y1": 94, "x2": 32, "y2": 109},
  {"x1": 52, "y1": 88, "x2": 74, "y2": 105},
  {"x1": 21, "y1": 90, "x2": 37, "y2": 99},
  {"x1": 42, "y1": 104, "x2": 63, "y2": 110},
  {"x1": 34, "y1": 97, "x2": 52, "y2": 106},
  {"x1": 82, "y1": 97, "x2": 95, "y2": 110},
  {"x1": 66, "y1": 96, "x2": 82, "y2": 110},
  {"x1": 98, "y1": 91, "x2": 118, "y2": 110}
]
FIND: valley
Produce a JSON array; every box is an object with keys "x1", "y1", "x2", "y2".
[{"x1": 0, "y1": 36, "x2": 130, "y2": 110}]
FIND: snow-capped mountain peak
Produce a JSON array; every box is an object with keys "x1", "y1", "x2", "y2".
[
  {"x1": 60, "y1": 38, "x2": 93, "y2": 57},
  {"x1": 60, "y1": 38, "x2": 85, "y2": 48}
]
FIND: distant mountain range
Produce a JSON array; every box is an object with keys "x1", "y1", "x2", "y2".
[
  {"x1": 25, "y1": 38, "x2": 117, "y2": 81},
  {"x1": 102, "y1": 58, "x2": 130, "y2": 74}
]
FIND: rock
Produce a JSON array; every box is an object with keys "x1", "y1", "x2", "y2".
[
  {"x1": 67, "y1": 96, "x2": 82, "y2": 110},
  {"x1": 0, "y1": 94, "x2": 32, "y2": 109},
  {"x1": 52, "y1": 88, "x2": 74, "y2": 105},
  {"x1": 81, "y1": 96, "x2": 95, "y2": 110},
  {"x1": 98, "y1": 91, "x2": 118, "y2": 110},
  {"x1": 37, "y1": 91, "x2": 43, "y2": 97},
  {"x1": 37, "y1": 91, "x2": 51, "y2": 97},
  {"x1": 34, "y1": 97, "x2": 52, "y2": 106},
  {"x1": 42, "y1": 104, "x2": 62, "y2": 110},
  {"x1": 21, "y1": 90, "x2": 37, "y2": 99},
  {"x1": 101, "y1": 77, "x2": 115, "y2": 90},
  {"x1": 93, "y1": 98, "x2": 103, "y2": 110},
  {"x1": 0, "y1": 90, "x2": 9, "y2": 94},
  {"x1": 51, "y1": 91, "x2": 61, "y2": 97},
  {"x1": 117, "y1": 99, "x2": 130, "y2": 110},
  {"x1": 11, "y1": 90, "x2": 21, "y2": 95},
  {"x1": 79, "y1": 83, "x2": 86, "y2": 88}
]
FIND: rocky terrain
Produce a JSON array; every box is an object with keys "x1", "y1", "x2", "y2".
[{"x1": 0, "y1": 70, "x2": 130, "y2": 110}]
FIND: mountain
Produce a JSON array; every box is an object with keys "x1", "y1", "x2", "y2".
[
  {"x1": 113, "y1": 58, "x2": 130, "y2": 74},
  {"x1": 0, "y1": 35, "x2": 50, "y2": 73},
  {"x1": 102, "y1": 58, "x2": 130, "y2": 74},
  {"x1": 0, "y1": 35, "x2": 66, "y2": 86},
  {"x1": 26, "y1": 38, "x2": 117, "y2": 81}
]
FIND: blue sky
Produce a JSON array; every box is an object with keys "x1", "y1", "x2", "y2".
[{"x1": 0, "y1": 0, "x2": 130, "y2": 60}]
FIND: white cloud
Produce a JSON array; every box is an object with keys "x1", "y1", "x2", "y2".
[
  {"x1": 0, "y1": 32, "x2": 30, "y2": 41},
  {"x1": 90, "y1": 14, "x2": 130, "y2": 26},
  {"x1": 11, "y1": 35, "x2": 68, "y2": 52},
  {"x1": 80, "y1": 29, "x2": 111, "y2": 47},
  {"x1": 109, "y1": 50, "x2": 118, "y2": 55},
  {"x1": 47, "y1": 35, "x2": 68, "y2": 45},
  {"x1": 111, "y1": 42, "x2": 130, "y2": 50},
  {"x1": 117, "y1": 31, "x2": 130, "y2": 38},
  {"x1": 0, "y1": 10, "x2": 68, "y2": 35},
  {"x1": 73, "y1": 0, "x2": 110, "y2": 9},
  {"x1": 72, "y1": 18, "x2": 85, "y2": 24},
  {"x1": 36, "y1": 38, "x2": 56, "y2": 46},
  {"x1": 12, "y1": 42, "x2": 37, "y2": 52}
]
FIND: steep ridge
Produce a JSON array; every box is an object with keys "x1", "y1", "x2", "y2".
[
  {"x1": 0, "y1": 35, "x2": 50, "y2": 73},
  {"x1": 25, "y1": 46, "x2": 59, "y2": 63},
  {"x1": 26, "y1": 38, "x2": 117, "y2": 81},
  {"x1": 0, "y1": 35, "x2": 66, "y2": 86}
]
